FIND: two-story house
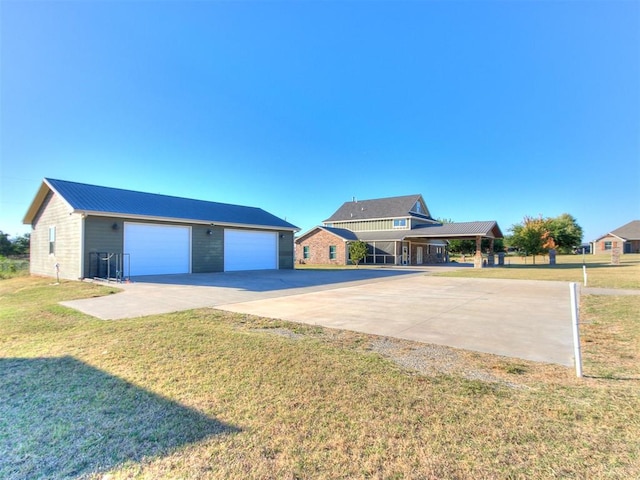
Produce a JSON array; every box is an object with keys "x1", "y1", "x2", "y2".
[{"x1": 295, "y1": 194, "x2": 503, "y2": 267}]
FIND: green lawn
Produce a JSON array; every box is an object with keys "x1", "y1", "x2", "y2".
[
  {"x1": 1, "y1": 268, "x2": 638, "y2": 479},
  {"x1": 443, "y1": 253, "x2": 640, "y2": 289}
]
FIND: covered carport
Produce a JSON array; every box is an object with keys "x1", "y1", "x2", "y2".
[{"x1": 407, "y1": 221, "x2": 504, "y2": 268}]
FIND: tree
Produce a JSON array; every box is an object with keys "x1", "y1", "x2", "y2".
[
  {"x1": 510, "y1": 216, "x2": 556, "y2": 264},
  {"x1": 0, "y1": 232, "x2": 30, "y2": 257},
  {"x1": 349, "y1": 240, "x2": 368, "y2": 268},
  {"x1": 547, "y1": 213, "x2": 583, "y2": 253},
  {"x1": 447, "y1": 239, "x2": 476, "y2": 255}
]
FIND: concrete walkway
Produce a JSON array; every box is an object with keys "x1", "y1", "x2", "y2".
[{"x1": 62, "y1": 268, "x2": 575, "y2": 366}]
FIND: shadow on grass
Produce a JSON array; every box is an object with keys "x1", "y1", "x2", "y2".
[{"x1": 0, "y1": 356, "x2": 240, "y2": 479}]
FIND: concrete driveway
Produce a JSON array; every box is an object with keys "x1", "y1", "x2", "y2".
[{"x1": 62, "y1": 267, "x2": 575, "y2": 366}]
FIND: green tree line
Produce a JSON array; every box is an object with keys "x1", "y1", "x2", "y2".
[{"x1": 0, "y1": 231, "x2": 30, "y2": 257}]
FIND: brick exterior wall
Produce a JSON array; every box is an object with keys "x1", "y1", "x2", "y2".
[
  {"x1": 295, "y1": 229, "x2": 348, "y2": 265},
  {"x1": 593, "y1": 235, "x2": 640, "y2": 254},
  {"x1": 593, "y1": 235, "x2": 619, "y2": 254}
]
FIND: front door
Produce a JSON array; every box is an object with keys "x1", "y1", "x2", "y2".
[
  {"x1": 417, "y1": 246, "x2": 423, "y2": 265},
  {"x1": 402, "y1": 245, "x2": 409, "y2": 265}
]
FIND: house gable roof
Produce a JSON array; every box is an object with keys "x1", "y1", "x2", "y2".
[
  {"x1": 23, "y1": 178, "x2": 299, "y2": 231},
  {"x1": 324, "y1": 194, "x2": 433, "y2": 223},
  {"x1": 593, "y1": 220, "x2": 640, "y2": 242},
  {"x1": 608, "y1": 220, "x2": 640, "y2": 241},
  {"x1": 296, "y1": 226, "x2": 359, "y2": 243}
]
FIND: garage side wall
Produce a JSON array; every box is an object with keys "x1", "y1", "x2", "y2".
[
  {"x1": 29, "y1": 192, "x2": 82, "y2": 280},
  {"x1": 84, "y1": 217, "x2": 125, "y2": 277},
  {"x1": 278, "y1": 231, "x2": 294, "y2": 269},
  {"x1": 192, "y1": 225, "x2": 224, "y2": 273}
]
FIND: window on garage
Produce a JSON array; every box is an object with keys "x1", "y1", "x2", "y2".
[
  {"x1": 329, "y1": 245, "x2": 336, "y2": 260},
  {"x1": 49, "y1": 226, "x2": 56, "y2": 255}
]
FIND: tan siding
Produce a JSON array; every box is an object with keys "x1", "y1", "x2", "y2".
[{"x1": 29, "y1": 192, "x2": 82, "y2": 280}]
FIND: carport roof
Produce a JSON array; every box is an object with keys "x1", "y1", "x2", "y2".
[
  {"x1": 23, "y1": 178, "x2": 299, "y2": 231},
  {"x1": 411, "y1": 221, "x2": 503, "y2": 239},
  {"x1": 354, "y1": 221, "x2": 502, "y2": 242}
]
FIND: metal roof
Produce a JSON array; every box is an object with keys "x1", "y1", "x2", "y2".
[
  {"x1": 352, "y1": 221, "x2": 502, "y2": 242},
  {"x1": 411, "y1": 221, "x2": 503, "y2": 238},
  {"x1": 324, "y1": 194, "x2": 432, "y2": 222},
  {"x1": 23, "y1": 178, "x2": 299, "y2": 230}
]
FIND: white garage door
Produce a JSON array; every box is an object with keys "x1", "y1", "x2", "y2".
[
  {"x1": 224, "y1": 229, "x2": 277, "y2": 271},
  {"x1": 124, "y1": 223, "x2": 191, "y2": 276}
]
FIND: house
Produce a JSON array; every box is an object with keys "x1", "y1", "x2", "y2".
[
  {"x1": 591, "y1": 220, "x2": 640, "y2": 254},
  {"x1": 23, "y1": 178, "x2": 299, "y2": 280},
  {"x1": 295, "y1": 194, "x2": 503, "y2": 267}
]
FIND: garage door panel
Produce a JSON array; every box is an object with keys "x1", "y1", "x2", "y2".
[
  {"x1": 224, "y1": 230, "x2": 277, "y2": 271},
  {"x1": 124, "y1": 224, "x2": 191, "y2": 276}
]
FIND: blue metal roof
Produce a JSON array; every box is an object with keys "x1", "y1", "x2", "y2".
[{"x1": 42, "y1": 178, "x2": 298, "y2": 230}]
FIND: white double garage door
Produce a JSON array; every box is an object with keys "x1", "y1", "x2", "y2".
[{"x1": 124, "y1": 223, "x2": 278, "y2": 276}]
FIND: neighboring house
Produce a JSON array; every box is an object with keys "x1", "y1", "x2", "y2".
[
  {"x1": 23, "y1": 178, "x2": 299, "y2": 280},
  {"x1": 591, "y1": 220, "x2": 640, "y2": 254},
  {"x1": 296, "y1": 194, "x2": 503, "y2": 266}
]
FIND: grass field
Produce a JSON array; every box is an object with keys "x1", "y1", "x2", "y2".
[
  {"x1": 442, "y1": 253, "x2": 640, "y2": 289},
  {"x1": 1, "y1": 257, "x2": 638, "y2": 479}
]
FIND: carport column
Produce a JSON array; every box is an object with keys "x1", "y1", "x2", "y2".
[
  {"x1": 487, "y1": 238, "x2": 495, "y2": 267},
  {"x1": 474, "y1": 236, "x2": 484, "y2": 269}
]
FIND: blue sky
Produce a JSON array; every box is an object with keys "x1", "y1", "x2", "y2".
[{"x1": 1, "y1": 0, "x2": 638, "y2": 243}]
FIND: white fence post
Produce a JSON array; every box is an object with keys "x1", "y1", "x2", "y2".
[
  {"x1": 570, "y1": 282, "x2": 583, "y2": 378},
  {"x1": 583, "y1": 265, "x2": 587, "y2": 287}
]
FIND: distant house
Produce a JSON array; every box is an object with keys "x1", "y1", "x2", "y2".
[
  {"x1": 295, "y1": 194, "x2": 502, "y2": 267},
  {"x1": 591, "y1": 220, "x2": 640, "y2": 254},
  {"x1": 23, "y1": 178, "x2": 298, "y2": 280}
]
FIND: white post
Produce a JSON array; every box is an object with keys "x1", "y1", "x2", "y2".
[
  {"x1": 570, "y1": 282, "x2": 583, "y2": 378},
  {"x1": 583, "y1": 265, "x2": 587, "y2": 287}
]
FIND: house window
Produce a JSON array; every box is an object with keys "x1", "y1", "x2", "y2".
[
  {"x1": 303, "y1": 246, "x2": 310, "y2": 259},
  {"x1": 604, "y1": 241, "x2": 612, "y2": 251},
  {"x1": 393, "y1": 219, "x2": 407, "y2": 228},
  {"x1": 329, "y1": 245, "x2": 336, "y2": 260},
  {"x1": 49, "y1": 226, "x2": 56, "y2": 255},
  {"x1": 414, "y1": 201, "x2": 422, "y2": 214}
]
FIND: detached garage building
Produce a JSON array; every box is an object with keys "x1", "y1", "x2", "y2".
[{"x1": 23, "y1": 178, "x2": 299, "y2": 280}]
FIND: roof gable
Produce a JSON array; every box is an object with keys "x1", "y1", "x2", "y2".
[
  {"x1": 23, "y1": 178, "x2": 298, "y2": 230},
  {"x1": 296, "y1": 226, "x2": 358, "y2": 243},
  {"x1": 609, "y1": 220, "x2": 640, "y2": 240},
  {"x1": 324, "y1": 194, "x2": 432, "y2": 222}
]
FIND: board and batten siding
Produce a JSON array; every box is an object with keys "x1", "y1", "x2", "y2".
[
  {"x1": 329, "y1": 219, "x2": 395, "y2": 232},
  {"x1": 192, "y1": 225, "x2": 224, "y2": 273},
  {"x1": 83, "y1": 216, "x2": 125, "y2": 277},
  {"x1": 278, "y1": 230, "x2": 295, "y2": 269},
  {"x1": 29, "y1": 191, "x2": 83, "y2": 280}
]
